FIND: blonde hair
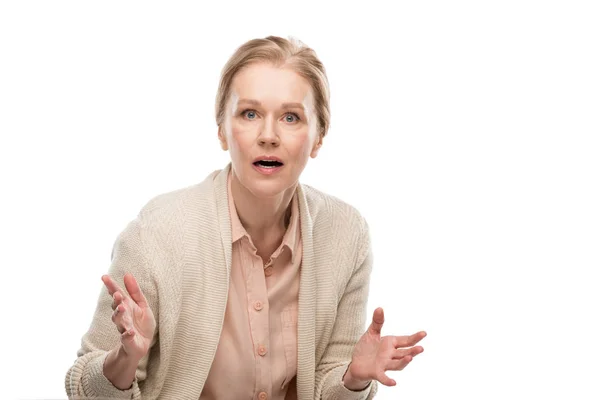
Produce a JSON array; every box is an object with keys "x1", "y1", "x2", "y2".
[{"x1": 215, "y1": 35, "x2": 331, "y2": 137}]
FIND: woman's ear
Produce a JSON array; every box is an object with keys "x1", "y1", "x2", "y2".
[
  {"x1": 218, "y1": 127, "x2": 229, "y2": 151},
  {"x1": 310, "y1": 134, "x2": 323, "y2": 158}
]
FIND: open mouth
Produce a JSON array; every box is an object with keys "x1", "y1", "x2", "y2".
[{"x1": 253, "y1": 160, "x2": 284, "y2": 168}]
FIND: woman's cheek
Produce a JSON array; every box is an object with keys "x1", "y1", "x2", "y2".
[{"x1": 232, "y1": 119, "x2": 259, "y2": 137}]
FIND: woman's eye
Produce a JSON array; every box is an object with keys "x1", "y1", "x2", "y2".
[
  {"x1": 284, "y1": 113, "x2": 300, "y2": 123},
  {"x1": 242, "y1": 110, "x2": 257, "y2": 120}
]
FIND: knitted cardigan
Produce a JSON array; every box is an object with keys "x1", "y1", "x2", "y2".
[{"x1": 65, "y1": 163, "x2": 378, "y2": 400}]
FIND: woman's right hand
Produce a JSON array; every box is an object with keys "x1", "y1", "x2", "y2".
[{"x1": 101, "y1": 273, "x2": 157, "y2": 361}]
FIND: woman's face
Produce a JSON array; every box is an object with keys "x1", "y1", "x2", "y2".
[{"x1": 218, "y1": 62, "x2": 322, "y2": 199}]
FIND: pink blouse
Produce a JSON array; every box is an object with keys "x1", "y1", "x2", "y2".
[{"x1": 200, "y1": 171, "x2": 302, "y2": 400}]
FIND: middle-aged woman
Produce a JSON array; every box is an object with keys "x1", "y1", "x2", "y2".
[{"x1": 65, "y1": 35, "x2": 427, "y2": 400}]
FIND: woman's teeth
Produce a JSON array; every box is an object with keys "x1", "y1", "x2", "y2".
[{"x1": 254, "y1": 161, "x2": 283, "y2": 168}]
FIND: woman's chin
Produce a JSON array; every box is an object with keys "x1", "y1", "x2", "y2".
[
  {"x1": 233, "y1": 164, "x2": 298, "y2": 198},
  {"x1": 247, "y1": 184, "x2": 288, "y2": 199},
  {"x1": 243, "y1": 178, "x2": 297, "y2": 199}
]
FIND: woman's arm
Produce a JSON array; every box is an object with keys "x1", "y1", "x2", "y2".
[
  {"x1": 103, "y1": 345, "x2": 143, "y2": 390},
  {"x1": 65, "y1": 217, "x2": 158, "y2": 400},
  {"x1": 314, "y1": 221, "x2": 378, "y2": 400}
]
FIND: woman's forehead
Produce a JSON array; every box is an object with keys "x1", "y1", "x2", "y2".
[{"x1": 229, "y1": 64, "x2": 313, "y2": 109}]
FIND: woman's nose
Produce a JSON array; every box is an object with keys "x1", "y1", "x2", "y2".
[
  {"x1": 258, "y1": 136, "x2": 279, "y2": 146},
  {"x1": 257, "y1": 120, "x2": 280, "y2": 146}
]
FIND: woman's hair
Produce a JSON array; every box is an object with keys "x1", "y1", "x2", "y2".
[{"x1": 215, "y1": 35, "x2": 331, "y2": 137}]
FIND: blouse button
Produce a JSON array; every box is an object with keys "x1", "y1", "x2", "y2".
[
  {"x1": 254, "y1": 301, "x2": 263, "y2": 311},
  {"x1": 264, "y1": 266, "x2": 274, "y2": 276},
  {"x1": 258, "y1": 392, "x2": 268, "y2": 400},
  {"x1": 257, "y1": 345, "x2": 267, "y2": 356}
]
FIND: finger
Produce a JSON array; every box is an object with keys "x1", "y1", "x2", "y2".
[
  {"x1": 111, "y1": 304, "x2": 127, "y2": 334},
  {"x1": 392, "y1": 346, "x2": 424, "y2": 360},
  {"x1": 368, "y1": 307, "x2": 385, "y2": 335},
  {"x1": 393, "y1": 331, "x2": 427, "y2": 348},
  {"x1": 111, "y1": 291, "x2": 124, "y2": 311},
  {"x1": 121, "y1": 327, "x2": 136, "y2": 342},
  {"x1": 376, "y1": 370, "x2": 396, "y2": 387},
  {"x1": 386, "y1": 355, "x2": 413, "y2": 371},
  {"x1": 101, "y1": 275, "x2": 124, "y2": 297},
  {"x1": 124, "y1": 273, "x2": 148, "y2": 308}
]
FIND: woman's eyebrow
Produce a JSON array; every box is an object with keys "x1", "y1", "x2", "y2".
[
  {"x1": 238, "y1": 98, "x2": 305, "y2": 110},
  {"x1": 281, "y1": 102, "x2": 305, "y2": 110},
  {"x1": 238, "y1": 98, "x2": 261, "y2": 106}
]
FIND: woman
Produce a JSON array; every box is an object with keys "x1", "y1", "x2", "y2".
[{"x1": 65, "y1": 35, "x2": 426, "y2": 400}]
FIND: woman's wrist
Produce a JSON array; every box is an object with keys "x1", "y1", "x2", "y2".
[
  {"x1": 103, "y1": 345, "x2": 142, "y2": 390},
  {"x1": 342, "y1": 362, "x2": 371, "y2": 391}
]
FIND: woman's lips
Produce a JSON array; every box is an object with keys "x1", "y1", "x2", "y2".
[{"x1": 252, "y1": 163, "x2": 283, "y2": 175}]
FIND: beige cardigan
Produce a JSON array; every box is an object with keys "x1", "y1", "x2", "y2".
[{"x1": 65, "y1": 163, "x2": 378, "y2": 400}]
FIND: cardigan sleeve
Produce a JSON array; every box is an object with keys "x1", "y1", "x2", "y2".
[
  {"x1": 65, "y1": 217, "x2": 158, "y2": 399},
  {"x1": 314, "y1": 219, "x2": 378, "y2": 400}
]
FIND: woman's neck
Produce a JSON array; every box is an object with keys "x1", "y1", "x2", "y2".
[{"x1": 230, "y1": 171, "x2": 295, "y2": 243}]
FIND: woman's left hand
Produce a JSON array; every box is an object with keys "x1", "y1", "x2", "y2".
[{"x1": 343, "y1": 307, "x2": 427, "y2": 389}]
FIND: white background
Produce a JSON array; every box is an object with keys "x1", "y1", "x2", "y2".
[{"x1": 1, "y1": 1, "x2": 599, "y2": 399}]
